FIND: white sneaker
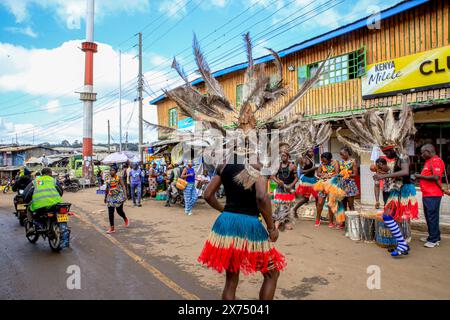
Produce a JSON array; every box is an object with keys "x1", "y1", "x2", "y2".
[
  {"x1": 424, "y1": 241, "x2": 440, "y2": 248},
  {"x1": 187, "y1": 211, "x2": 193, "y2": 216},
  {"x1": 420, "y1": 237, "x2": 428, "y2": 243}
]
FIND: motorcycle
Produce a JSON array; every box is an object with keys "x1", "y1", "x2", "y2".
[
  {"x1": 24, "y1": 203, "x2": 72, "y2": 252},
  {"x1": 62, "y1": 177, "x2": 80, "y2": 193},
  {"x1": 168, "y1": 185, "x2": 185, "y2": 206},
  {"x1": 216, "y1": 184, "x2": 225, "y2": 199},
  {"x1": 3, "y1": 179, "x2": 14, "y2": 194},
  {"x1": 13, "y1": 190, "x2": 27, "y2": 226}
]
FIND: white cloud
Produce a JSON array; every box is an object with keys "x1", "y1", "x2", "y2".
[
  {"x1": 0, "y1": 0, "x2": 151, "y2": 30},
  {"x1": 1, "y1": 0, "x2": 28, "y2": 23},
  {"x1": 42, "y1": 99, "x2": 60, "y2": 113},
  {"x1": 4, "y1": 26, "x2": 38, "y2": 38},
  {"x1": 0, "y1": 40, "x2": 138, "y2": 97}
]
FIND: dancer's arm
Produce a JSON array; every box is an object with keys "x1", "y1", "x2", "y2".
[
  {"x1": 203, "y1": 166, "x2": 224, "y2": 213},
  {"x1": 255, "y1": 176, "x2": 278, "y2": 242}
]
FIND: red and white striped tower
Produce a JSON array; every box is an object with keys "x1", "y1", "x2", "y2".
[{"x1": 79, "y1": 0, "x2": 97, "y2": 180}]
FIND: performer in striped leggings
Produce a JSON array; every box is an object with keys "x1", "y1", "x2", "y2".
[
  {"x1": 373, "y1": 147, "x2": 418, "y2": 257},
  {"x1": 336, "y1": 99, "x2": 417, "y2": 258}
]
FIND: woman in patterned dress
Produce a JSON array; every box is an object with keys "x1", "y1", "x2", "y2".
[
  {"x1": 314, "y1": 152, "x2": 345, "y2": 228},
  {"x1": 104, "y1": 165, "x2": 129, "y2": 234},
  {"x1": 338, "y1": 147, "x2": 359, "y2": 213}
]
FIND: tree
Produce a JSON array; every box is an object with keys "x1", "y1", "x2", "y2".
[{"x1": 61, "y1": 140, "x2": 71, "y2": 147}]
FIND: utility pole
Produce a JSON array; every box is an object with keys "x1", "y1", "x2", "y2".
[
  {"x1": 119, "y1": 50, "x2": 123, "y2": 152},
  {"x1": 138, "y1": 32, "x2": 144, "y2": 163},
  {"x1": 15, "y1": 133, "x2": 18, "y2": 145},
  {"x1": 107, "y1": 120, "x2": 111, "y2": 153}
]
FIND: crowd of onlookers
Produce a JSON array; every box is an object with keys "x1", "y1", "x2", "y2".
[{"x1": 98, "y1": 160, "x2": 212, "y2": 215}]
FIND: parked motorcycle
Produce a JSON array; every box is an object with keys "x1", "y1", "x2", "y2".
[
  {"x1": 216, "y1": 184, "x2": 225, "y2": 199},
  {"x1": 169, "y1": 186, "x2": 185, "y2": 206},
  {"x1": 61, "y1": 176, "x2": 80, "y2": 193},
  {"x1": 24, "y1": 203, "x2": 72, "y2": 252},
  {"x1": 2, "y1": 179, "x2": 14, "y2": 194},
  {"x1": 13, "y1": 190, "x2": 27, "y2": 226}
]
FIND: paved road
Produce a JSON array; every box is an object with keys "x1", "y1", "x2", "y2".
[{"x1": 0, "y1": 198, "x2": 215, "y2": 300}]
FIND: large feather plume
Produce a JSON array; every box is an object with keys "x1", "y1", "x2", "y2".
[{"x1": 336, "y1": 95, "x2": 416, "y2": 155}]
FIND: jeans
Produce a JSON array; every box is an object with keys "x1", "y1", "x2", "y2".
[
  {"x1": 423, "y1": 196, "x2": 442, "y2": 243},
  {"x1": 130, "y1": 183, "x2": 142, "y2": 205},
  {"x1": 184, "y1": 183, "x2": 198, "y2": 213}
]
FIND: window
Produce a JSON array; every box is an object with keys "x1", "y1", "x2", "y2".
[
  {"x1": 168, "y1": 108, "x2": 178, "y2": 127},
  {"x1": 300, "y1": 47, "x2": 366, "y2": 88},
  {"x1": 298, "y1": 65, "x2": 308, "y2": 87},
  {"x1": 236, "y1": 84, "x2": 243, "y2": 109}
]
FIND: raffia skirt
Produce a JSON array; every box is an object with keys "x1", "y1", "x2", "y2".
[{"x1": 198, "y1": 212, "x2": 286, "y2": 274}]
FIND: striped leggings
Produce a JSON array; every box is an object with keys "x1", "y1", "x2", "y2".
[{"x1": 383, "y1": 214, "x2": 408, "y2": 252}]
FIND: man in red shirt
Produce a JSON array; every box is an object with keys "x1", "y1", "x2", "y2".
[{"x1": 415, "y1": 144, "x2": 445, "y2": 248}]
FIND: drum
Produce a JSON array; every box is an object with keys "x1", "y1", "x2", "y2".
[
  {"x1": 359, "y1": 212, "x2": 377, "y2": 243},
  {"x1": 375, "y1": 214, "x2": 412, "y2": 248},
  {"x1": 345, "y1": 211, "x2": 361, "y2": 241}
]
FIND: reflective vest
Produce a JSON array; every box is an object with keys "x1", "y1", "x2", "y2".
[{"x1": 30, "y1": 175, "x2": 62, "y2": 211}]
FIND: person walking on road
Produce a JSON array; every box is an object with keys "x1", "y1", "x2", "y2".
[
  {"x1": 181, "y1": 160, "x2": 197, "y2": 215},
  {"x1": 415, "y1": 144, "x2": 445, "y2": 248},
  {"x1": 105, "y1": 165, "x2": 129, "y2": 234},
  {"x1": 199, "y1": 162, "x2": 286, "y2": 300},
  {"x1": 129, "y1": 163, "x2": 143, "y2": 207}
]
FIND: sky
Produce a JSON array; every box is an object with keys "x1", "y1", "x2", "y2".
[{"x1": 0, "y1": 0, "x2": 402, "y2": 145}]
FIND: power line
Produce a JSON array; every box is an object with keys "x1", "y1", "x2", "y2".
[{"x1": 143, "y1": 0, "x2": 339, "y2": 97}]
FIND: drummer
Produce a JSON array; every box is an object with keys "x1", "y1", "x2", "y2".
[
  {"x1": 373, "y1": 158, "x2": 392, "y2": 206},
  {"x1": 373, "y1": 146, "x2": 419, "y2": 257}
]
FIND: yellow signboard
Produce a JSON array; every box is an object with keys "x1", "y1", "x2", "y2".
[{"x1": 362, "y1": 45, "x2": 450, "y2": 99}]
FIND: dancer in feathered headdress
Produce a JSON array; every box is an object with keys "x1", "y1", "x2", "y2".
[
  {"x1": 277, "y1": 118, "x2": 332, "y2": 220},
  {"x1": 162, "y1": 32, "x2": 327, "y2": 299},
  {"x1": 336, "y1": 98, "x2": 417, "y2": 257}
]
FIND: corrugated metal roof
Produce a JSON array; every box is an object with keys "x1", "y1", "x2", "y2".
[
  {"x1": 0, "y1": 145, "x2": 56, "y2": 153},
  {"x1": 149, "y1": 0, "x2": 429, "y2": 105}
]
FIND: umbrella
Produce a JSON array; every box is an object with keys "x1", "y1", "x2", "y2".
[{"x1": 101, "y1": 152, "x2": 129, "y2": 164}]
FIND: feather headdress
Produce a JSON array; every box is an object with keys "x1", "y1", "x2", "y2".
[
  {"x1": 164, "y1": 33, "x2": 329, "y2": 189},
  {"x1": 336, "y1": 96, "x2": 416, "y2": 155}
]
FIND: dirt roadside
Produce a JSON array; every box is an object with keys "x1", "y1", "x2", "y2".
[{"x1": 62, "y1": 189, "x2": 450, "y2": 300}]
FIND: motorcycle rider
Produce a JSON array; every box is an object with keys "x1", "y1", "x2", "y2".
[
  {"x1": 12, "y1": 167, "x2": 33, "y2": 212},
  {"x1": 23, "y1": 168, "x2": 63, "y2": 236}
]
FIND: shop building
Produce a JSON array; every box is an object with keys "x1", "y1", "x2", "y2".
[{"x1": 150, "y1": 0, "x2": 450, "y2": 219}]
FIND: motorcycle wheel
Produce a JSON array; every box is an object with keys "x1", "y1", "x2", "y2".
[
  {"x1": 24, "y1": 219, "x2": 39, "y2": 244},
  {"x1": 19, "y1": 214, "x2": 25, "y2": 227},
  {"x1": 170, "y1": 196, "x2": 178, "y2": 205},
  {"x1": 48, "y1": 222, "x2": 62, "y2": 253},
  {"x1": 69, "y1": 183, "x2": 80, "y2": 193},
  {"x1": 3, "y1": 187, "x2": 9, "y2": 194}
]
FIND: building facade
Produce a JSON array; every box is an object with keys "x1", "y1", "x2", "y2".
[
  {"x1": 150, "y1": 0, "x2": 450, "y2": 217},
  {"x1": 0, "y1": 146, "x2": 59, "y2": 167}
]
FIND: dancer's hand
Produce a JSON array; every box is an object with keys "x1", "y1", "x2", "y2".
[{"x1": 268, "y1": 228, "x2": 279, "y2": 242}]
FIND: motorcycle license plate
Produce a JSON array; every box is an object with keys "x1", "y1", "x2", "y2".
[
  {"x1": 57, "y1": 214, "x2": 69, "y2": 223},
  {"x1": 17, "y1": 204, "x2": 26, "y2": 210}
]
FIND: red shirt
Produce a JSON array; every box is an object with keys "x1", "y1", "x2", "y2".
[{"x1": 420, "y1": 155, "x2": 445, "y2": 197}]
